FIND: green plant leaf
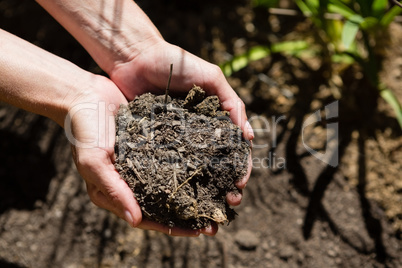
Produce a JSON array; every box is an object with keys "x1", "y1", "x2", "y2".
[
  {"x1": 380, "y1": 5, "x2": 402, "y2": 26},
  {"x1": 220, "y1": 41, "x2": 309, "y2": 76},
  {"x1": 221, "y1": 54, "x2": 253, "y2": 77},
  {"x1": 295, "y1": 0, "x2": 315, "y2": 16},
  {"x1": 248, "y1": 46, "x2": 271, "y2": 61},
  {"x1": 271, "y1": 40, "x2": 310, "y2": 53},
  {"x1": 220, "y1": 46, "x2": 271, "y2": 77},
  {"x1": 342, "y1": 19, "x2": 360, "y2": 49},
  {"x1": 331, "y1": 53, "x2": 356, "y2": 65},
  {"x1": 252, "y1": 0, "x2": 280, "y2": 8},
  {"x1": 348, "y1": 14, "x2": 365, "y2": 24},
  {"x1": 302, "y1": 0, "x2": 321, "y2": 14},
  {"x1": 326, "y1": 19, "x2": 344, "y2": 47},
  {"x1": 380, "y1": 87, "x2": 402, "y2": 128},
  {"x1": 328, "y1": 0, "x2": 356, "y2": 19},
  {"x1": 372, "y1": 0, "x2": 388, "y2": 18},
  {"x1": 360, "y1": 17, "x2": 379, "y2": 30}
]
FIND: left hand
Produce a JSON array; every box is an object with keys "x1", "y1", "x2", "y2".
[{"x1": 65, "y1": 74, "x2": 215, "y2": 236}]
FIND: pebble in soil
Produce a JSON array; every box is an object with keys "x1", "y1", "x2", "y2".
[{"x1": 114, "y1": 86, "x2": 250, "y2": 229}]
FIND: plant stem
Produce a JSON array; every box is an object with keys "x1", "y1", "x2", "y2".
[
  {"x1": 392, "y1": 0, "x2": 402, "y2": 8},
  {"x1": 165, "y1": 63, "x2": 173, "y2": 105}
]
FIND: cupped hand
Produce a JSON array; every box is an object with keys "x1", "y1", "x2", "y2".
[
  {"x1": 110, "y1": 39, "x2": 254, "y2": 205},
  {"x1": 64, "y1": 75, "x2": 216, "y2": 236}
]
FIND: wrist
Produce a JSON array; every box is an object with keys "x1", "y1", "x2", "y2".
[
  {"x1": 58, "y1": 72, "x2": 100, "y2": 126},
  {"x1": 106, "y1": 34, "x2": 164, "y2": 75},
  {"x1": 0, "y1": 29, "x2": 98, "y2": 128},
  {"x1": 36, "y1": 0, "x2": 163, "y2": 74}
]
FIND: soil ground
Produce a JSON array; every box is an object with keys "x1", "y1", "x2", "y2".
[{"x1": 0, "y1": 0, "x2": 401, "y2": 267}]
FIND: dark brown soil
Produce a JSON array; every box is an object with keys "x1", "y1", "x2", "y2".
[
  {"x1": 0, "y1": 0, "x2": 401, "y2": 267},
  {"x1": 114, "y1": 86, "x2": 250, "y2": 229}
]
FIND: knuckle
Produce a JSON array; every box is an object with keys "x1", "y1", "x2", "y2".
[
  {"x1": 239, "y1": 98, "x2": 246, "y2": 110},
  {"x1": 209, "y1": 65, "x2": 224, "y2": 81},
  {"x1": 87, "y1": 188, "x2": 102, "y2": 207},
  {"x1": 75, "y1": 153, "x2": 93, "y2": 170},
  {"x1": 105, "y1": 187, "x2": 120, "y2": 204},
  {"x1": 86, "y1": 183, "x2": 108, "y2": 209},
  {"x1": 211, "y1": 64, "x2": 223, "y2": 75}
]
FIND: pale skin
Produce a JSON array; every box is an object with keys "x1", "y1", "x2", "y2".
[{"x1": 0, "y1": 0, "x2": 254, "y2": 236}]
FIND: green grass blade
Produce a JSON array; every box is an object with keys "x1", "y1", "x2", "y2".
[
  {"x1": 380, "y1": 5, "x2": 402, "y2": 26},
  {"x1": 295, "y1": 0, "x2": 315, "y2": 16},
  {"x1": 372, "y1": 0, "x2": 388, "y2": 18},
  {"x1": 220, "y1": 41, "x2": 309, "y2": 76},
  {"x1": 248, "y1": 46, "x2": 271, "y2": 61},
  {"x1": 220, "y1": 46, "x2": 271, "y2": 76},
  {"x1": 221, "y1": 55, "x2": 254, "y2": 77},
  {"x1": 252, "y1": 0, "x2": 280, "y2": 8},
  {"x1": 360, "y1": 17, "x2": 379, "y2": 31},
  {"x1": 271, "y1": 40, "x2": 310, "y2": 53},
  {"x1": 342, "y1": 19, "x2": 360, "y2": 49},
  {"x1": 328, "y1": 0, "x2": 357, "y2": 18},
  {"x1": 331, "y1": 53, "x2": 356, "y2": 64},
  {"x1": 380, "y1": 87, "x2": 402, "y2": 128}
]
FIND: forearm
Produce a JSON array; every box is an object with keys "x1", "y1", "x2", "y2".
[
  {"x1": 35, "y1": 0, "x2": 163, "y2": 74},
  {"x1": 0, "y1": 29, "x2": 94, "y2": 127}
]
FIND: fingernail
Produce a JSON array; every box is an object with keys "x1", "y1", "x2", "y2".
[
  {"x1": 245, "y1": 121, "x2": 254, "y2": 140},
  {"x1": 201, "y1": 225, "x2": 212, "y2": 234},
  {"x1": 201, "y1": 225, "x2": 215, "y2": 236},
  {"x1": 124, "y1": 210, "x2": 134, "y2": 227}
]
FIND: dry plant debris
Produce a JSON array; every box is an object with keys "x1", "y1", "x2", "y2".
[{"x1": 114, "y1": 86, "x2": 250, "y2": 229}]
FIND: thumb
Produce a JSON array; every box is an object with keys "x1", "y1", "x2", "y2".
[
  {"x1": 200, "y1": 65, "x2": 255, "y2": 141},
  {"x1": 86, "y1": 172, "x2": 143, "y2": 227},
  {"x1": 75, "y1": 148, "x2": 142, "y2": 227}
]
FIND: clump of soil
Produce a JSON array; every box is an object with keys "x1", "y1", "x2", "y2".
[{"x1": 114, "y1": 86, "x2": 250, "y2": 229}]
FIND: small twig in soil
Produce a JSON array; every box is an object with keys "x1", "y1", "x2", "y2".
[
  {"x1": 139, "y1": 117, "x2": 146, "y2": 124},
  {"x1": 164, "y1": 63, "x2": 173, "y2": 106},
  {"x1": 173, "y1": 165, "x2": 178, "y2": 190},
  {"x1": 197, "y1": 214, "x2": 218, "y2": 221},
  {"x1": 171, "y1": 167, "x2": 203, "y2": 196},
  {"x1": 268, "y1": 7, "x2": 342, "y2": 20},
  {"x1": 126, "y1": 158, "x2": 146, "y2": 184},
  {"x1": 197, "y1": 213, "x2": 227, "y2": 224},
  {"x1": 127, "y1": 117, "x2": 147, "y2": 131}
]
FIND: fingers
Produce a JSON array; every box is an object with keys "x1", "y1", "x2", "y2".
[
  {"x1": 201, "y1": 222, "x2": 219, "y2": 236},
  {"x1": 77, "y1": 148, "x2": 142, "y2": 227},
  {"x1": 235, "y1": 150, "x2": 252, "y2": 189},
  {"x1": 117, "y1": 43, "x2": 254, "y2": 141},
  {"x1": 86, "y1": 177, "x2": 142, "y2": 227},
  {"x1": 226, "y1": 149, "x2": 252, "y2": 206},
  {"x1": 226, "y1": 190, "x2": 243, "y2": 206},
  {"x1": 220, "y1": 96, "x2": 254, "y2": 141},
  {"x1": 201, "y1": 65, "x2": 254, "y2": 141},
  {"x1": 80, "y1": 148, "x2": 219, "y2": 237},
  {"x1": 88, "y1": 178, "x2": 219, "y2": 237}
]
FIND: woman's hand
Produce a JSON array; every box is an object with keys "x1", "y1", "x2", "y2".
[{"x1": 65, "y1": 75, "x2": 217, "y2": 236}]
